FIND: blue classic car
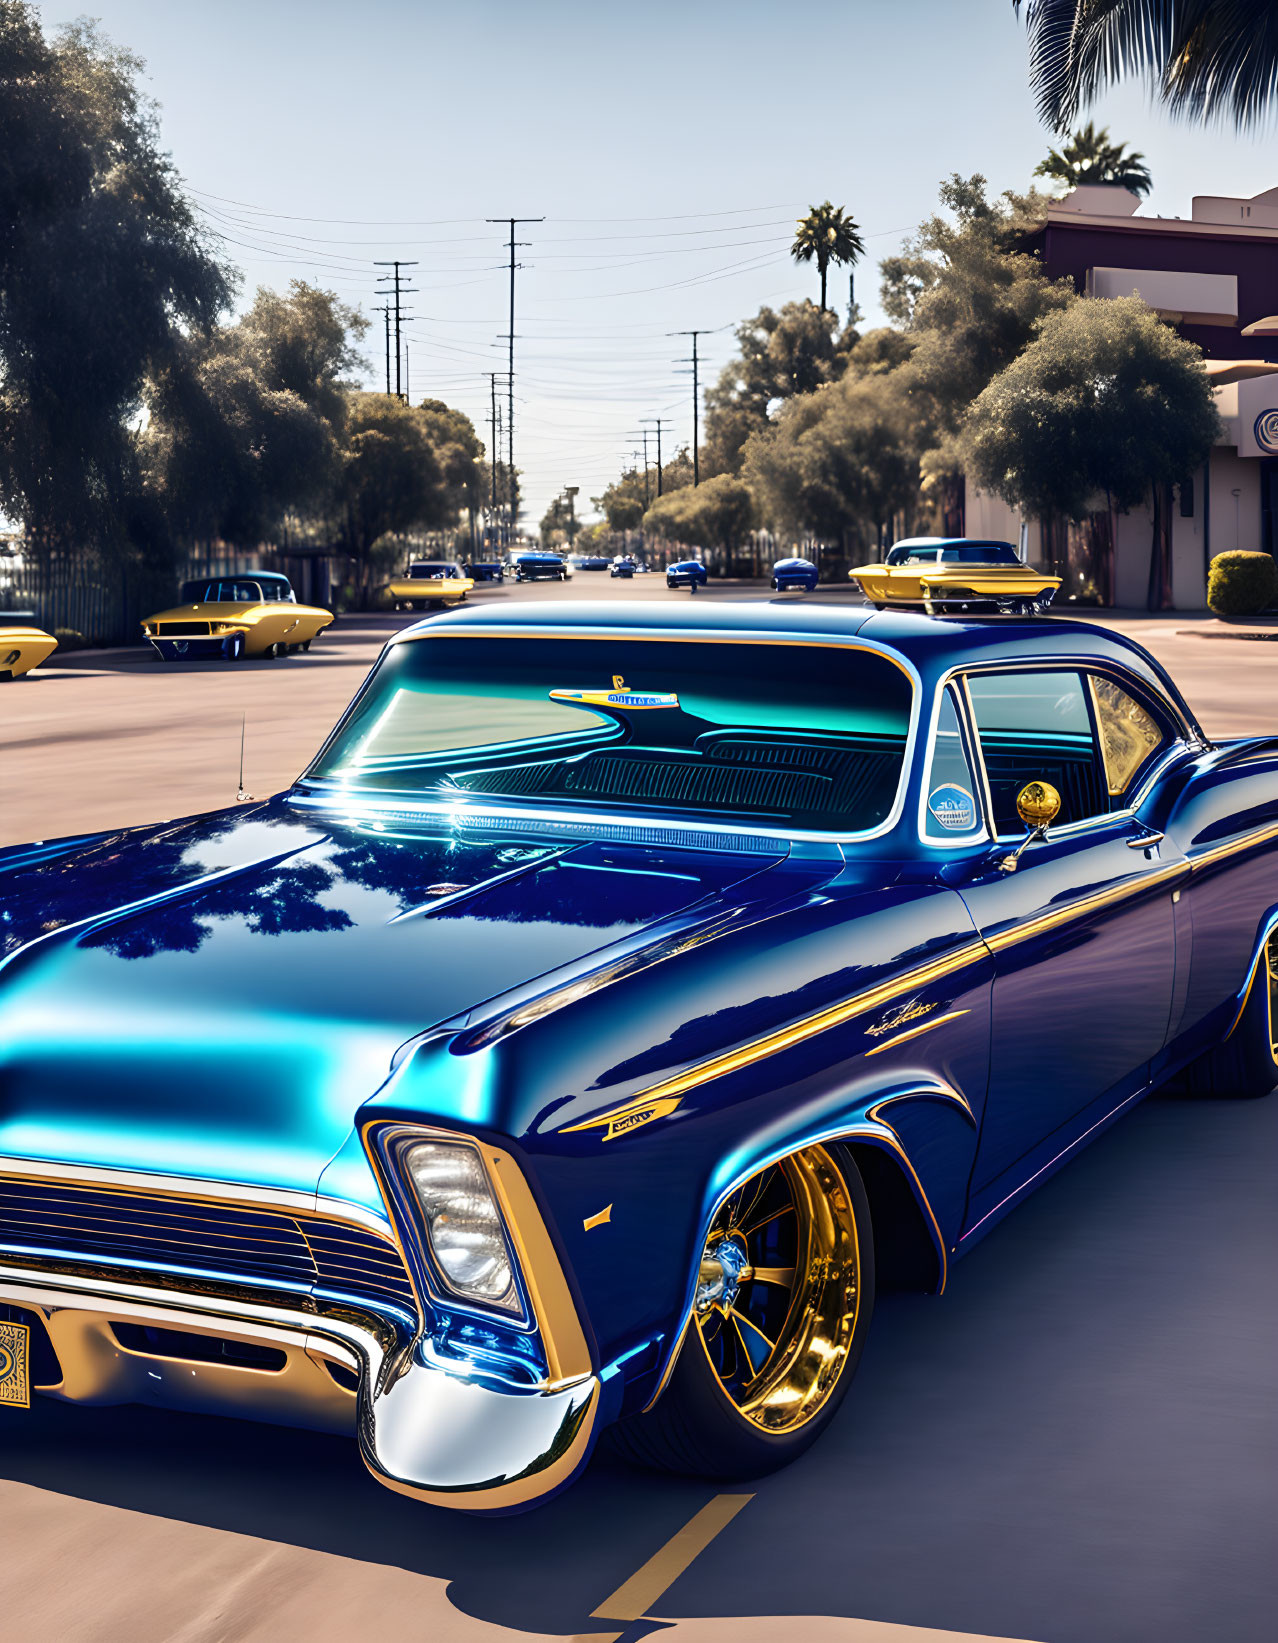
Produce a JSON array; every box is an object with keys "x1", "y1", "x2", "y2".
[
  {"x1": 771, "y1": 556, "x2": 818, "y2": 592},
  {"x1": 1, "y1": 601, "x2": 1276, "y2": 1512},
  {"x1": 666, "y1": 559, "x2": 708, "y2": 589}
]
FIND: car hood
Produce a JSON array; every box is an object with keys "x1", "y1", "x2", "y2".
[{"x1": 0, "y1": 801, "x2": 771, "y2": 1195}]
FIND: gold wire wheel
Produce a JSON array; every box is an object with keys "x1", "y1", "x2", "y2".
[{"x1": 693, "y1": 1145, "x2": 861, "y2": 1435}]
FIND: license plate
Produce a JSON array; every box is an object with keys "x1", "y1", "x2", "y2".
[{"x1": 0, "y1": 1320, "x2": 30, "y2": 1407}]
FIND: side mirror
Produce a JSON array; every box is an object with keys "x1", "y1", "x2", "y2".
[
  {"x1": 1000, "y1": 780, "x2": 1062, "y2": 873},
  {"x1": 1015, "y1": 780, "x2": 1062, "y2": 831}
]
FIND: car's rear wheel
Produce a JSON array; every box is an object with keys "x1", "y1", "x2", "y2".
[
  {"x1": 1176, "y1": 929, "x2": 1278, "y2": 1099},
  {"x1": 609, "y1": 1143, "x2": 873, "y2": 1479}
]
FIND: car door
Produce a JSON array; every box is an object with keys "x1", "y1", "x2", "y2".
[{"x1": 955, "y1": 666, "x2": 1183, "y2": 1206}]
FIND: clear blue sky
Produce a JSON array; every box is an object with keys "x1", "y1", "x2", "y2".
[{"x1": 58, "y1": 0, "x2": 1278, "y2": 525}]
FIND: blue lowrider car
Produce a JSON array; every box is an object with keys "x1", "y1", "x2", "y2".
[
  {"x1": 1, "y1": 601, "x2": 1276, "y2": 1512},
  {"x1": 771, "y1": 556, "x2": 818, "y2": 592}
]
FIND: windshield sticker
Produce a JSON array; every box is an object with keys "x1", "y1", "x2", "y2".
[
  {"x1": 928, "y1": 783, "x2": 977, "y2": 832},
  {"x1": 551, "y1": 675, "x2": 679, "y2": 711}
]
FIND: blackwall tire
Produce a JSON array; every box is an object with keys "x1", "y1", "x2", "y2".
[{"x1": 607, "y1": 1143, "x2": 874, "y2": 1480}]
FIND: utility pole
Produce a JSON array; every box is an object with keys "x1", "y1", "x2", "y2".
[
  {"x1": 638, "y1": 430, "x2": 652, "y2": 507},
  {"x1": 374, "y1": 260, "x2": 418, "y2": 399},
  {"x1": 375, "y1": 304, "x2": 392, "y2": 395},
  {"x1": 487, "y1": 216, "x2": 543, "y2": 536},
  {"x1": 641, "y1": 418, "x2": 673, "y2": 497},
  {"x1": 672, "y1": 331, "x2": 709, "y2": 486}
]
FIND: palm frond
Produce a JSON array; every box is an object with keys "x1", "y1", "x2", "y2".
[{"x1": 1015, "y1": 0, "x2": 1278, "y2": 131}]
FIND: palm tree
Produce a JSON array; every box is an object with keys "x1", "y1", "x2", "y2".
[
  {"x1": 791, "y1": 202, "x2": 865, "y2": 314},
  {"x1": 1035, "y1": 121, "x2": 1153, "y2": 196},
  {"x1": 1015, "y1": 1, "x2": 1278, "y2": 131}
]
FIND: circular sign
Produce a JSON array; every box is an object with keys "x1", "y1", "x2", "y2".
[
  {"x1": 0, "y1": 1345, "x2": 13, "y2": 1379},
  {"x1": 1254, "y1": 409, "x2": 1278, "y2": 454},
  {"x1": 928, "y1": 783, "x2": 977, "y2": 832}
]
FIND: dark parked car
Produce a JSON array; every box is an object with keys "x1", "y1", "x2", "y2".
[
  {"x1": 514, "y1": 553, "x2": 568, "y2": 582},
  {"x1": 579, "y1": 556, "x2": 611, "y2": 571},
  {"x1": 610, "y1": 557, "x2": 637, "y2": 579},
  {"x1": 771, "y1": 556, "x2": 818, "y2": 592},
  {"x1": 466, "y1": 561, "x2": 505, "y2": 583},
  {"x1": 666, "y1": 559, "x2": 708, "y2": 589}
]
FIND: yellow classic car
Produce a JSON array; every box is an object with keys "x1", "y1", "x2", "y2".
[
  {"x1": 142, "y1": 573, "x2": 333, "y2": 662},
  {"x1": 0, "y1": 619, "x2": 57, "y2": 679},
  {"x1": 849, "y1": 537, "x2": 1061, "y2": 616},
  {"x1": 387, "y1": 560, "x2": 474, "y2": 611}
]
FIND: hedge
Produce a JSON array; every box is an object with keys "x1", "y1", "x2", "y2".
[{"x1": 1207, "y1": 551, "x2": 1278, "y2": 617}]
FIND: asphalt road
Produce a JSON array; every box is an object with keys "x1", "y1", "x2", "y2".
[{"x1": 1, "y1": 577, "x2": 1276, "y2": 1642}]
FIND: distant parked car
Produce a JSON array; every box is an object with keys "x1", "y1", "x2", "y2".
[
  {"x1": 142, "y1": 574, "x2": 333, "y2": 662},
  {"x1": 771, "y1": 557, "x2": 818, "y2": 592},
  {"x1": 610, "y1": 556, "x2": 637, "y2": 579},
  {"x1": 387, "y1": 561, "x2": 474, "y2": 612},
  {"x1": 666, "y1": 560, "x2": 708, "y2": 589},
  {"x1": 466, "y1": 560, "x2": 505, "y2": 583},
  {"x1": 0, "y1": 616, "x2": 57, "y2": 679},
  {"x1": 849, "y1": 537, "x2": 1060, "y2": 616},
  {"x1": 580, "y1": 555, "x2": 611, "y2": 571},
  {"x1": 514, "y1": 553, "x2": 569, "y2": 582}
]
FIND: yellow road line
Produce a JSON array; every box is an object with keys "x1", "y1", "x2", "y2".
[{"x1": 590, "y1": 1493, "x2": 754, "y2": 1622}]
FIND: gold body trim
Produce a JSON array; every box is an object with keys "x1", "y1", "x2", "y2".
[
  {"x1": 583, "y1": 1205, "x2": 613, "y2": 1231},
  {"x1": 863, "y1": 1009, "x2": 971, "y2": 1056}
]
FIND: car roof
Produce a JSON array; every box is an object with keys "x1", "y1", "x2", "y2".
[{"x1": 406, "y1": 599, "x2": 1203, "y2": 737}]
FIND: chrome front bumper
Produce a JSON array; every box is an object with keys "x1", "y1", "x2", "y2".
[{"x1": 0, "y1": 1260, "x2": 599, "y2": 1512}]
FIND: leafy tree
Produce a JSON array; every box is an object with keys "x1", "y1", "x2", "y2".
[
  {"x1": 1035, "y1": 121, "x2": 1152, "y2": 195},
  {"x1": 791, "y1": 202, "x2": 865, "y2": 313},
  {"x1": 0, "y1": 4, "x2": 230, "y2": 559},
  {"x1": 881, "y1": 175, "x2": 1073, "y2": 529},
  {"x1": 643, "y1": 474, "x2": 756, "y2": 568},
  {"x1": 703, "y1": 301, "x2": 853, "y2": 475},
  {"x1": 147, "y1": 281, "x2": 365, "y2": 545},
  {"x1": 417, "y1": 397, "x2": 484, "y2": 547},
  {"x1": 745, "y1": 373, "x2": 924, "y2": 553},
  {"x1": 540, "y1": 495, "x2": 574, "y2": 549},
  {"x1": 1015, "y1": 0, "x2": 1278, "y2": 132},
  {"x1": 334, "y1": 393, "x2": 446, "y2": 593},
  {"x1": 963, "y1": 296, "x2": 1220, "y2": 608},
  {"x1": 593, "y1": 451, "x2": 693, "y2": 527}
]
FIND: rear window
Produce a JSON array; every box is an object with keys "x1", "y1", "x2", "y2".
[{"x1": 308, "y1": 635, "x2": 914, "y2": 834}]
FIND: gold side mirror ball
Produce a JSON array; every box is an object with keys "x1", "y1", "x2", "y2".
[{"x1": 1000, "y1": 780, "x2": 1062, "y2": 873}]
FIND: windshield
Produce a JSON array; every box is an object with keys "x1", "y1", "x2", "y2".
[{"x1": 307, "y1": 634, "x2": 913, "y2": 834}]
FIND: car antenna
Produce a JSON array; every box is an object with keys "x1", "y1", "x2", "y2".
[{"x1": 236, "y1": 714, "x2": 254, "y2": 803}]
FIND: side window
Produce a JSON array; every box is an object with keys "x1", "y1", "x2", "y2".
[
  {"x1": 967, "y1": 671, "x2": 1106, "y2": 834},
  {"x1": 1088, "y1": 675, "x2": 1166, "y2": 796},
  {"x1": 924, "y1": 687, "x2": 984, "y2": 841}
]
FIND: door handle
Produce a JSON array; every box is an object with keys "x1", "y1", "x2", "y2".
[{"x1": 1126, "y1": 828, "x2": 1164, "y2": 849}]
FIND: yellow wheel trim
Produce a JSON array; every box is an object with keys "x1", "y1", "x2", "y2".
[
  {"x1": 694, "y1": 1144, "x2": 860, "y2": 1435},
  {"x1": 1267, "y1": 931, "x2": 1278, "y2": 1064}
]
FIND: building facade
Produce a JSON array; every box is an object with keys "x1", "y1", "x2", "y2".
[{"x1": 968, "y1": 184, "x2": 1278, "y2": 610}]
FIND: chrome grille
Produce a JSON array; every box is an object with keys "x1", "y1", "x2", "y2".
[{"x1": 0, "y1": 1178, "x2": 416, "y2": 1320}]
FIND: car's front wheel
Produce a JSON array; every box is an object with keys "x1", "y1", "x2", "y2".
[{"x1": 610, "y1": 1143, "x2": 873, "y2": 1479}]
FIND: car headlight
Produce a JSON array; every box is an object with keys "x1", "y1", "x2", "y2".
[{"x1": 403, "y1": 1140, "x2": 520, "y2": 1312}]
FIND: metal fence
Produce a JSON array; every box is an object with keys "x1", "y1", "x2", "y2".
[{"x1": 0, "y1": 543, "x2": 345, "y2": 647}]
